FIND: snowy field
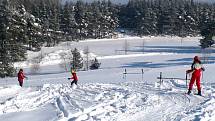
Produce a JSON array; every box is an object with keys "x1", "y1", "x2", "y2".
[{"x1": 0, "y1": 36, "x2": 215, "y2": 121}]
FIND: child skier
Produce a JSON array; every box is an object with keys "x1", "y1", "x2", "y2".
[
  {"x1": 68, "y1": 69, "x2": 78, "y2": 86},
  {"x1": 186, "y1": 56, "x2": 205, "y2": 95},
  {"x1": 17, "y1": 69, "x2": 27, "y2": 87}
]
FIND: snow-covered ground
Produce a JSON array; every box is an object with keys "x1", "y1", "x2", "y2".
[{"x1": 0, "y1": 36, "x2": 215, "y2": 121}]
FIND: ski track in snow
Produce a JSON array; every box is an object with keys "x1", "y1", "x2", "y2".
[{"x1": 0, "y1": 80, "x2": 214, "y2": 121}]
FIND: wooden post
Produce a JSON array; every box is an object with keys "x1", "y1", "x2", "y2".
[
  {"x1": 141, "y1": 69, "x2": 144, "y2": 81},
  {"x1": 123, "y1": 69, "x2": 127, "y2": 80},
  {"x1": 160, "y1": 72, "x2": 162, "y2": 85}
]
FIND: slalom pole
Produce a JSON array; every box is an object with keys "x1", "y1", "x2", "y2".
[
  {"x1": 141, "y1": 69, "x2": 144, "y2": 82},
  {"x1": 185, "y1": 72, "x2": 188, "y2": 88},
  {"x1": 123, "y1": 68, "x2": 127, "y2": 80},
  {"x1": 25, "y1": 77, "x2": 29, "y2": 88},
  {"x1": 25, "y1": 78, "x2": 27, "y2": 87},
  {"x1": 159, "y1": 72, "x2": 162, "y2": 85}
]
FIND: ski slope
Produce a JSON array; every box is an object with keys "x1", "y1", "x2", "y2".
[{"x1": 0, "y1": 36, "x2": 215, "y2": 121}]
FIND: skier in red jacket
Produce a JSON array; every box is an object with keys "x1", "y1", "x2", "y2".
[
  {"x1": 17, "y1": 69, "x2": 27, "y2": 87},
  {"x1": 68, "y1": 69, "x2": 78, "y2": 86},
  {"x1": 186, "y1": 56, "x2": 205, "y2": 95}
]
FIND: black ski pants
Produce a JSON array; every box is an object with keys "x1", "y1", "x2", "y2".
[{"x1": 71, "y1": 80, "x2": 78, "y2": 86}]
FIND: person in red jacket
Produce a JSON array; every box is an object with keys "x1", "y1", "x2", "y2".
[
  {"x1": 17, "y1": 69, "x2": 27, "y2": 87},
  {"x1": 186, "y1": 56, "x2": 205, "y2": 95},
  {"x1": 68, "y1": 69, "x2": 78, "y2": 86}
]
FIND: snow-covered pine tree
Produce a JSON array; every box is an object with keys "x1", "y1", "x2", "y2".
[
  {"x1": 0, "y1": 0, "x2": 46, "y2": 77},
  {"x1": 38, "y1": 0, "x2": 52, "y2": 47},
  {"x1": 9, "y1": 4, "x2": 28, "y2": 62},
  {"x1": 0, "y1": 0, "x2": 16, "y2": 77},
  {"x1": 136, "y1": 0, "x2": 157, "y2": 36},
  {"x1": 26, "y1": 14, "x2": 43, "y2": 51},
  {"x1": 49, "y1": 3, "x2": 62, "y2": 46},
  {"x1": 86, "y1": 1, "x2": 101, "y2": 39},
  {"x1": 107, "y1": 0, "x2": 119, "y2": 38},
  {"x1": 175, "y1": 3, "x2": 187, "y2": 37},
  {"x1": 118, "y1": 0, "x2": 139, "y2": 32},
  {"x1": 60, "y1": 1, "x2": 77, "y2": 41},
  {"x1": 74, "y1": 0, "x2": 87, "y2": 40},
  {"x1": 157, "y1": 3, "x2": 176, "y2": 35},
  {"x1": 183, "y1": 0, "x2": 199, "y2": 36},
  {"x1": 100, "y1": 0, "x2": 119, "y2": 38},
  {"x1": 200, "y1": 21, "x2": 215, "y2": 49},
  {"x1": 71, "y1": 48, "x2": 83, "y2": 70}
]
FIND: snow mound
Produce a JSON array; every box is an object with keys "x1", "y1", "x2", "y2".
[{"x1": 0, "y1": 81, "x2": 214, "y2": 121}]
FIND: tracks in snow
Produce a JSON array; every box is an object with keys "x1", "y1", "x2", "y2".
[
  {"x1": 0, "y1": 85, "x2": 57, "y2": 114},
  {"x1": 54, "y1": 84, "x2": 157, "y2": 121},
  {"x1": 0, "y1": 84, "x2": 154, "y2": 121},
  {"x1": 0, "y1": 81, "x2": 213, "y2": 121}
]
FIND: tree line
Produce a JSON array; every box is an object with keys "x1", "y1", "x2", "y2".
[
  {"x1": 120, "y1": 0, "x2": 215, "y2": 36},
  {"x1": 0, "y1": 0, "x2": 214, "y2": 77}
]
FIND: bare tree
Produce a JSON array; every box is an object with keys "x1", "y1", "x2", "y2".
[
  {"x1": 59, "y1": 52, "x2": 70, "y2": 72},
  {"x1": 201, "y1": 48, "x2": 212, "y2": 64},
  {"x1": 30, "y1": 58, "x2": 41, "y2": 74},
  {"x1": 123, "y1": 39, "x2": 129, "y2": 55},
  {"x1": 83, "y1": 46, "x2": 90, "y2": 71},
  {"x1": 29, "y1": 49, "x2": 43, "y2": 74}
]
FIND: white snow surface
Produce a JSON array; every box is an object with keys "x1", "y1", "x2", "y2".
[{"x1": 1, "y1": 36, "x2": 215, "y2": 121}]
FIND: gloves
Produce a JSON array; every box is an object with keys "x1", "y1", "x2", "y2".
[
  {"x1": 201, "y1": 67, "x2": 205, "y2": 71},
  {"x1": 186, "y1": 70, "x2": 192, "y2": 74}
]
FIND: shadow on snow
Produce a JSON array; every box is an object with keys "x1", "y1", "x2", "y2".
[
  {"x1": 131, "y1": 45, "x2": 215, "y2": 54},
  {"x1": 121, "y1": 56, "x2": 215, "y2": 69}
]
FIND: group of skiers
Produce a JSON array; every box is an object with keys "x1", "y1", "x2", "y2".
[
  {"x1": 17, "y1": 68, "x2": 79, "y2": 87},
  {"x1": 17, "y1": 56, "x2": 205, "y2": 95}
]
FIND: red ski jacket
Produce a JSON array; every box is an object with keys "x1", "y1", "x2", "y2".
[
  {"x1": 18, "y1": 71, "x2": 25, "y2": 82},
  {"x1": 187, "y1": 62, "x2": 203, "y2": 76},
  {"x1": 71, "y1": 72, "x2": 78, "y2": 81}
]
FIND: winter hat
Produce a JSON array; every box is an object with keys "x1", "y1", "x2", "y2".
[{"x1": 194, "y1": 56, "x2": 200, "y2": 62}]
